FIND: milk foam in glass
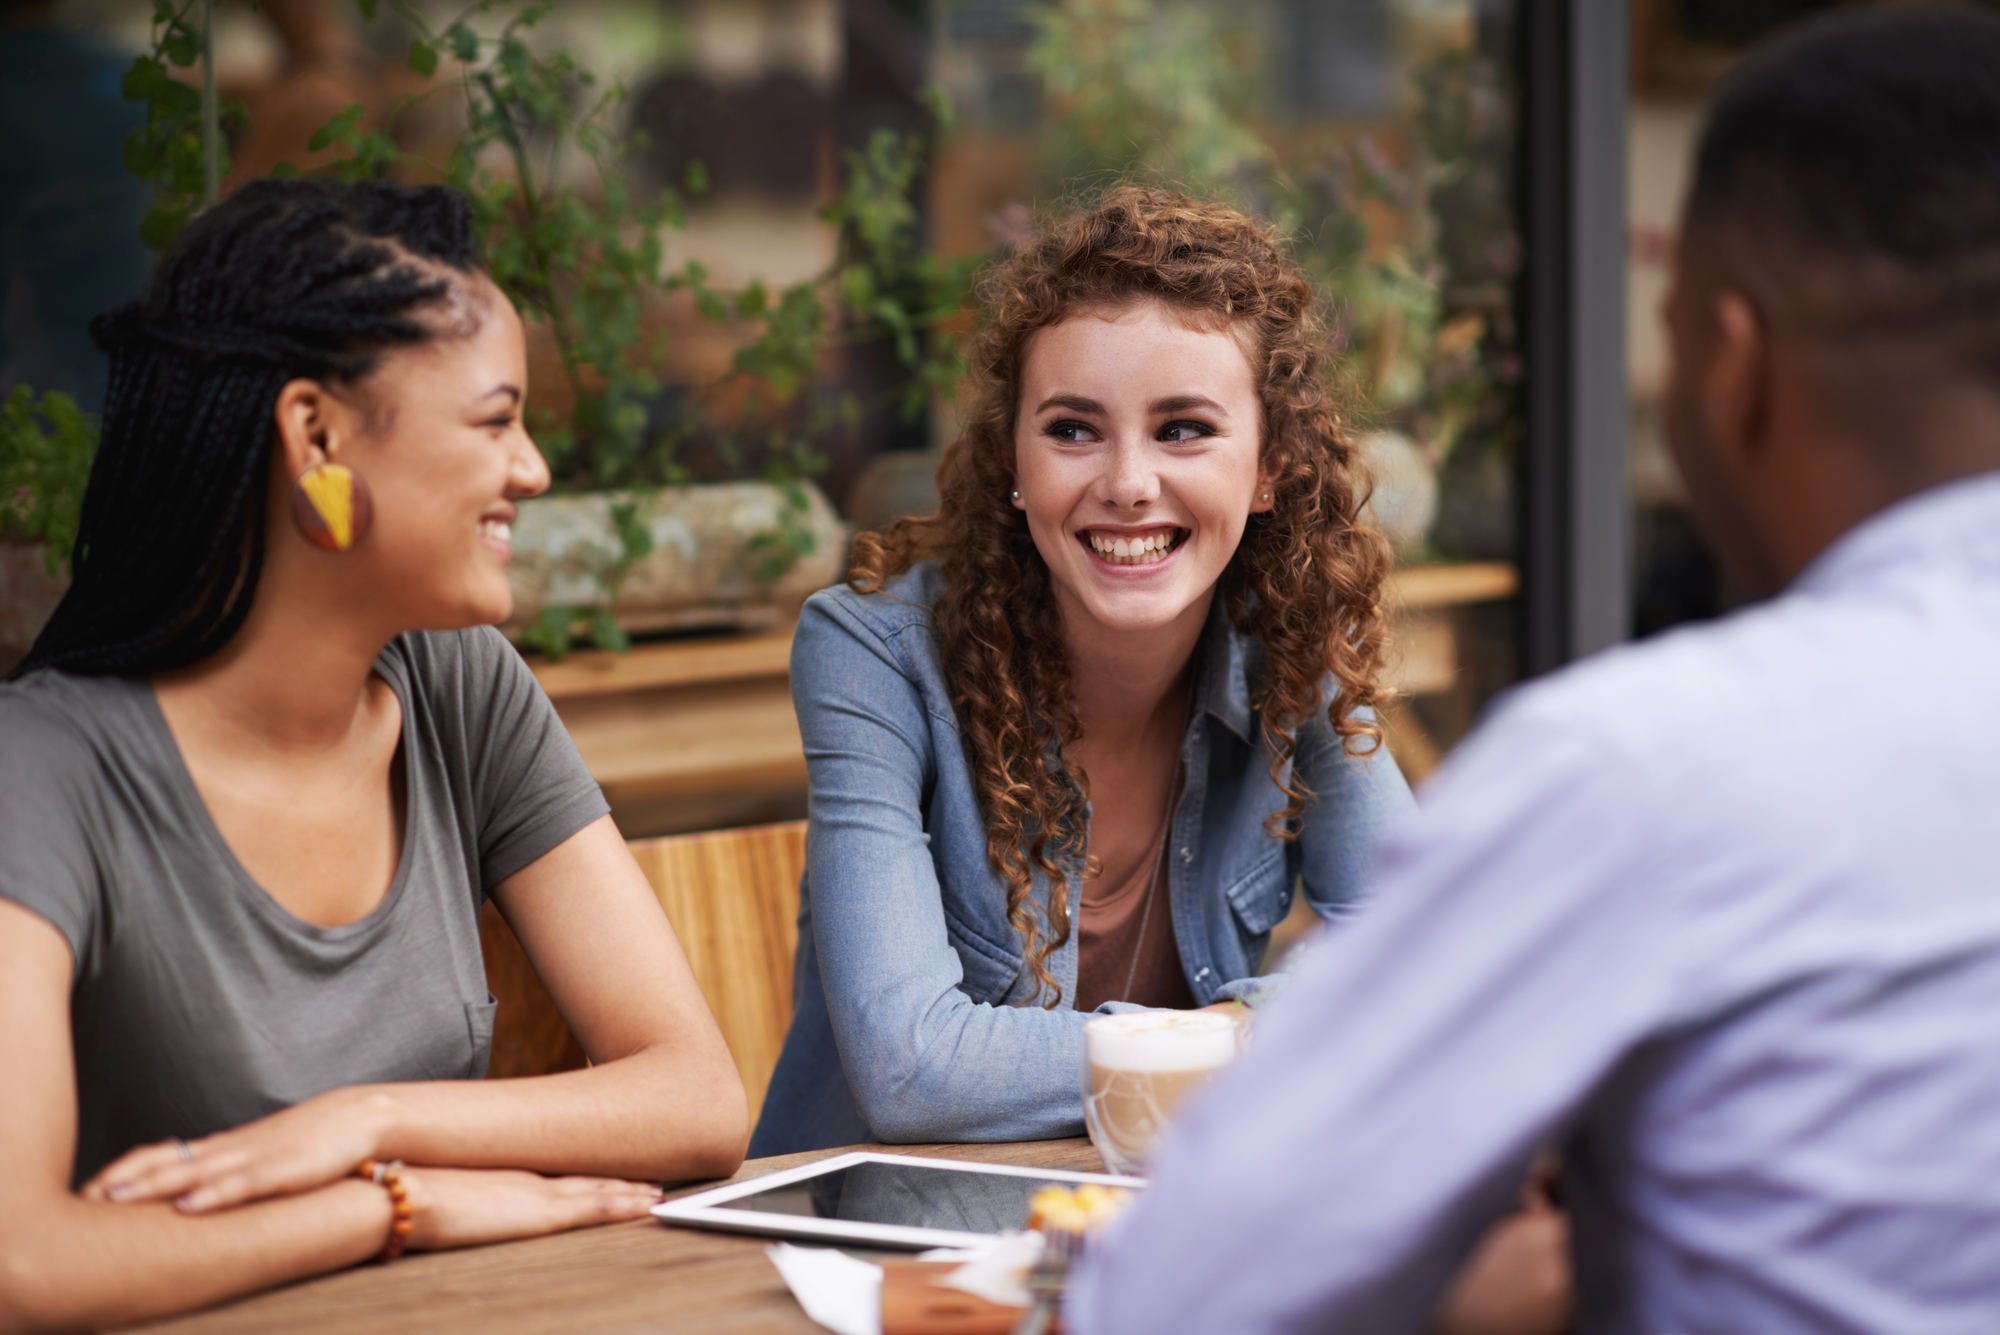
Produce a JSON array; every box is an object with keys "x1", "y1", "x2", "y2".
[{"x1": 1082, "y1": 1011, "x2": 1240, "y2": 1175}]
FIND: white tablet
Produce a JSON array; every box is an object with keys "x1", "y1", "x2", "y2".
[{"x1": 652, "y1": 1152, "x2": 1147, "y2": 1250}]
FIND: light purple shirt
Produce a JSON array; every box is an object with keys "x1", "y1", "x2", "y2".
[{"x1": 1071, "y1": 472, "x2": 2000, "y2": 1335}]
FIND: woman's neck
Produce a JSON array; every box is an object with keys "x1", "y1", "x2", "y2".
[
  {"x1": 1062, "y1": 587, "x2": 1211, "y2": 748},
  {"x1": 151, "y1": 565, "x2": 397, "y2": 753}
]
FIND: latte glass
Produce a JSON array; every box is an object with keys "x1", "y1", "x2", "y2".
[{"x1": 1081, "y1": 1011, "x2": 1240, "y2": 1176}]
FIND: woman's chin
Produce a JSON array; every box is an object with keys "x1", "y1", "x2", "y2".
[{"x1": 1069, "y1": 586, "x2": 1212, "y2": 638}]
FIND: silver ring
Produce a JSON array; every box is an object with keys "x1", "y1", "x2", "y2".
[{"x1": 172, "y1": 1137, "x2": 193, "y2": 1162}]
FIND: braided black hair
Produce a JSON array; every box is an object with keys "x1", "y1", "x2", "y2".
[{"x1": 11, "y1": 177, "x2": 481, "y2": 680}]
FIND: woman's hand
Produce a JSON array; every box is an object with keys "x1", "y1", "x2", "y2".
[
  {"x1": 80, "y1": 1085, "x2": 396, "y2": 1212},
  {"x1": 397, "y1": 1166, "x2": 664, "y2": 1251}
]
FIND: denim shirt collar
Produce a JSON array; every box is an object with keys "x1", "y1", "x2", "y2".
[{"x1": 1198, "y1": 593, "x2": 1258, "y2": 744}]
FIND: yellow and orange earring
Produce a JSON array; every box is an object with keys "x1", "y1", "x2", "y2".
[{"x1": 289, "y1": 462, "x2": 373, "y2": 552}]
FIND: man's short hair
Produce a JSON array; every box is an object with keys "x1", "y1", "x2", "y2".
[{"x1": 1688, "y1": 6, "x2": 2000, "y2": 369}]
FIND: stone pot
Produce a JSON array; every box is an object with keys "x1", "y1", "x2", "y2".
[
  {"x1": 502, "y1": 480, "x2": 848, "y2": 639},
  {"x1": 0, "y1": 536, "x2": 68, "y2": 676},
  {"x1": 1356, "y1": 430, "x2": 1441, "y2": 559}
]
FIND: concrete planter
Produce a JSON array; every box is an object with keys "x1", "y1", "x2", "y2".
[
  {"x1": 0, "y1": 537, "x2": 68, "y2": 676},
  {"x1": 501, "y1": 480, "x2": 847, "y2": 639}
]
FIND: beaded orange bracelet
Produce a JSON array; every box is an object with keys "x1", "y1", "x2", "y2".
[{"x1": 353, "y1": 1159, "x2": 413, "y2": 1262}]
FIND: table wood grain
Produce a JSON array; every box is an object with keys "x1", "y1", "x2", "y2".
[{"x1": 123, "y1": 1140, "x2": 1106, "y2": 1335}]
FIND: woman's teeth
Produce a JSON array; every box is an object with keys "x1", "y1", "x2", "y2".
[
  {"x1": 1087, "y1": 529, "x2": 1178, "y2": 565},
  {"x1": 480, "y1": 519, "x2": 512, "y2": 544}
]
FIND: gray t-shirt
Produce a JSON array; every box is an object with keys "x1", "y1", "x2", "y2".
[{"x1": 0, "y1": 627, "x2": 608, "y2": 1185}]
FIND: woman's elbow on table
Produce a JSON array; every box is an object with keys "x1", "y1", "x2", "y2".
[
  {"x1": 843, "y1": 1048, "x2": 962, "y2": 1144},
  {"x1": 847, "y1": 1047, "x2": 1047, "y2": 1145},
  {"x1": 677, "y1": 1056, "x2": 754, "y2": 1180}
]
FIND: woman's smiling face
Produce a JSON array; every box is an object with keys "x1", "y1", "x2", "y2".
[
  {"x1": 1012, "y1": 298, "x2": 1274, "y2": 645},
  {"x1": 328, "y1": 274, "x2": 550, "y2": 629}
]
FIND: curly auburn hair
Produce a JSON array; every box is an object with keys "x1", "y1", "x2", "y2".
[{"x1": 850, "y1": 186, "x2": 1392, "y2": 1006}]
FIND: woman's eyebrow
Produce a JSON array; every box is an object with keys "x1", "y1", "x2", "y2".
[
  {"x1": 1151, "y1": 394, "x2": 1226, "y2": 416},
  {"x1": 479, "y1": 384, "x2": 523, "y2": 405},
  {"x1": 1035, "y1": 393, "x2": 1104, "y2": 415}
]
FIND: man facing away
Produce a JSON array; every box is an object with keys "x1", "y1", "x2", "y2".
[{"x1": 1070, "y1": 9, "x2": 2000, "y2": 1334}]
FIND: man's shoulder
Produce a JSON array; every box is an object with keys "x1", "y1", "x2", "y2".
[{"x1": 1494, "y1": 597, "x2": 1828, "y2": 753}]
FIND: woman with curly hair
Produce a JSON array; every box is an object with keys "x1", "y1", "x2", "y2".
[{"x1": 750, "y1": 186, "x2": 1413, "y2": 1154}]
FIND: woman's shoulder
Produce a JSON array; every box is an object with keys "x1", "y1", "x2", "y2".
[
  {"x1": 376, "y1": 625, "x2": 537, "y2": 706},
  {"x1": 0, "y1": 668, "x2": 152, "y2": 769},
  {"x1": 803, "y1": 563, "x2": 946, "y2": 639},
  {"x1": 794, "y1": 566, "x2": 956, "y2": 719},
  {"x1": 800, "y1": 565, "x2": 940, "y2": 641}
]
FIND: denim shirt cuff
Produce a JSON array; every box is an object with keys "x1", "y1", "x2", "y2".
[{"x1": 1213, "y1": 974, "x2": 1284, "y2": 1008}]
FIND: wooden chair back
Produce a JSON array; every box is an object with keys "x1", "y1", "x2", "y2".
[{"x1": 627, "y1": 820, "x2": 806, "y2": 1124}]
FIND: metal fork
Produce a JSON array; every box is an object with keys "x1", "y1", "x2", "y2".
[{"x1": 1012, "y1": 1219, "x2": 1079, "y2": 1335}]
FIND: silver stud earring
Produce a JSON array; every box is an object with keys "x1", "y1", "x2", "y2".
[{"x1": 1011, "y1": 489, "x2": 1021, "y2": 501}]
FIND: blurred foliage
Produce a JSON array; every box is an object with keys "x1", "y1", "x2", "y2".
[
  {"x1": 7, "y1": 0, "x2": 980, "y2": 634},
  {"x1": 1029, "y1": 0, "x2": 1267, "y2": 189},
  {"x1": 114, "y1": 2, "x2": 976, "y2": 501},
  {"x1": 0, "y1": 388, "x2": 97, "y2": 576},
  {"x1": 1026, "y1": 0, "x2": 1523, "y2": 499},
  {"x1": 122, "y1": 1, "x2": 247, "y2": 249}
]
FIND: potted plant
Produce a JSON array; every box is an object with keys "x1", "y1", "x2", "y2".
[
  {"x1": 0, "y1": 387, "x2": 91, "y2": 674},
  {"x1": 11, "y1": 0, "x2": 973, "y2": 663}
]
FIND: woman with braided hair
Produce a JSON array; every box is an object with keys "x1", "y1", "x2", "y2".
[
  {"x1": 0, "y1": 178, "x2": 747, "y2": 1328},
  {"x1": 749, "y1": 186, "x2": 1413, "y2": 1155}
]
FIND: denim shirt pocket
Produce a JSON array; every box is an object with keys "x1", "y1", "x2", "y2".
[
  {"x1": 943, "y1": 907, "x2": 1022, "y2": 1005},
  {"x1": 1221, "y1": 847, "x2": 1293, "y2": 938}
]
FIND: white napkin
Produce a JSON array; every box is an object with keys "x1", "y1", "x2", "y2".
[
  {"x1": 766, "y1": 1233, "x2": 1045, "y2": 1334},
  {"x1": 920, "y1": 1230, "x2": 1044, "y2": 1308},
  {"x1": 767, "y1": 1243, "x2": 883, "y2": 1335}
]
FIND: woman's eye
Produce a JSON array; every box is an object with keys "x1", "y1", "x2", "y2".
[
  {"x1": 483, "y1": 416, "x2": 515, "y2": 430},
  {"x1": 1044, "y1": 418, "x2": 1098, "y2": 443},
  {"x1": 1158, "y1": 419, "x2": 1215, "y2": 443}
]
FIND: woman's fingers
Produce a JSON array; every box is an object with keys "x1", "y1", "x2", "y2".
[
  {"x1": 86, "y1": 1096, "x2": 378, "y2": 1211},
  {"x1": 547, "y1": 1174, "x2": 668, "y2": 1228},
  {"x1": 401, "y1": 1167, "x2": 664, "y2": 1251},
  {"x1": 83, "y1": 1138, "x2": 207, "y2": 1203}
]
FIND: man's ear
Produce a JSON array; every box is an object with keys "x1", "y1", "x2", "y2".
[
  {"x1": 271, "y1": 379, "x2": 344, "y2": 483},
  {"x1": 1702, "y1": 289, "x2": 1771, "y2": 474}
]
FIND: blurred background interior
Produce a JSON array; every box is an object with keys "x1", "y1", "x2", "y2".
[{"x1": 0, "y1": 0, "x2": 1951, "y2": 842}]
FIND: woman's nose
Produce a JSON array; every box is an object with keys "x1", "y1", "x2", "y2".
[
  {"x1": 1097, "y1": 438, "x2": 1160, "y2": 510},
  {"x1": 509, "y1": 429, "x2": 553, "y2": 499}
]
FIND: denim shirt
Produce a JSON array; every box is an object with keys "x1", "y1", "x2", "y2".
[{"x1": 748, "y1": 564, "x2": 1413, "y2": 1155}]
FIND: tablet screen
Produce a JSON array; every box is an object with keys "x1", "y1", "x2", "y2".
[{"x1": 707, "y1": 1159, "x2": 1074, "y2": 1235}]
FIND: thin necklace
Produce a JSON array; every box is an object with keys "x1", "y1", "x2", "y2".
[{"x1": 1119, "y1": 762, "x2": 1183, "y2": 1003}]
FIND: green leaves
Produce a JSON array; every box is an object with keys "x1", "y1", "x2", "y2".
[
  {"x1": 446, "y1": 22, "x2": 480, "y2": 63},
  {"x1": 407, "y1": 39, "x2": 439, "y2": 79},
  {"x1": 306, "y1": 104, "x2": 363, "y2": 153},
  {"x1": 306, "y1": 103, "x2": 396, "y2": 182},
  {"x1": 120, "y1": 4, "x2": 245, "y2": 252},
  {"x1": 0, "y1": 387, "x2": 99, "y2": 575}
]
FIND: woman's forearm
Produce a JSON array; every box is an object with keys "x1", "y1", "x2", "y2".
[
  {"x1": 1, "y1": 1180, "x2": 388, "y2": 1334},
  {"x1": 362, "y1": 1042, "x2": 747, "y2": 1183}
]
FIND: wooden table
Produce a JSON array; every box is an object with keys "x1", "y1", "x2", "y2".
[{"x1": 128, "y1": 1140, "x2": 1104, "y2": 1335}]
